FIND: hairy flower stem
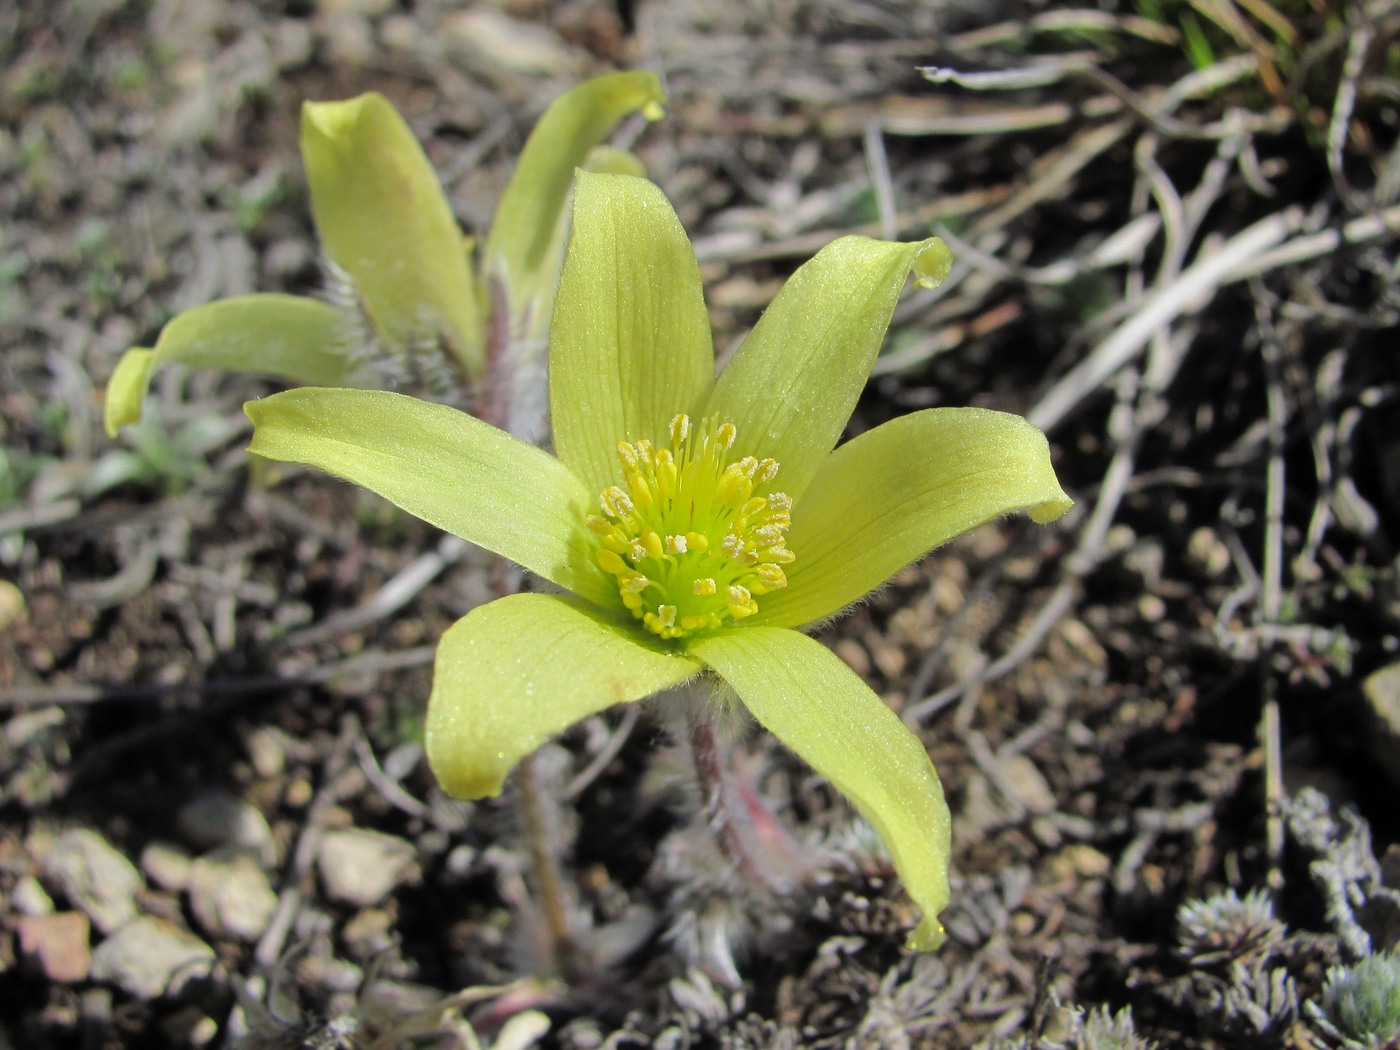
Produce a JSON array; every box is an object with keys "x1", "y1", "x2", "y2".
[
  {"x1": 479, "y1": 372, "x2": 577, "y2": 977},
  {"x1": 516, "y1": 751, "x2": 578, "y2": 975},
  {"x1": 687, "y1": 707, "x2": 767, "y2": 886}
]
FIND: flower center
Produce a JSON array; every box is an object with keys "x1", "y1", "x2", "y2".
[{"x1": 588, "y1": 414, "x2": 795, "y2": 639}]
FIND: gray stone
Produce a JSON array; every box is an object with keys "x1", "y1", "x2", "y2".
[
  {"x1": 317, "y1": 829, "x2": 417, "y2": 908},
  {"x1": 187, "y1": 852, "x2": 278, "y2": 942},
  {"x1": 141, "y1": 841, "x2": 194, "y2": 892},
  {"x1": 176, "y1": 789, "x2": 275, "y2": 865},
  {"x1": 90, "y1": 917, "x2": 215, "y2": 1000},
  {"x1": 1362, "y1": 662, "x2": 1400, "y2": 786},
  {"x1": 13, "y1": 875, "x2": 54, "y2": 917},
  {"x1": 42, "y1": 829, "x2": 143, "y2": 935}
]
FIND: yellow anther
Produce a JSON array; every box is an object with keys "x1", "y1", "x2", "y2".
[
  {"x1": 752, "y1": 524, "x2": 784, "y2": 546},
  {"x1": 726, "y1": 584, "x2": 757, "y2": 619},
  {"x1": 590, "y1": 418, "x2": 794, "y2": 639},
  {"x1": 597, "y1": 549, "x2": 628, "y2": 576},
  {"x1": 740, "y1": 497, "x2": 767, "y2": 518},
  {"x1": 628, "y1": 473, "x2": 654, "y2": 509},
  {"x1": 754, "y1": 564, "x2": 788, "y2": 591},
  {"x1": 601, "y1": 487, "x2": 633, "y2": 518},
  {"x1": 656, "y1": 451, "x2": 678, "y2": 498},
  {"x1": 643, "y1": 530, "x2": 664, "y2": 560}
]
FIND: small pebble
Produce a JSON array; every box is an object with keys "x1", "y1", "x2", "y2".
[
  {"x1": 1362, "y1": 662, "x2": 1400, "y2": 787},
  {"x1": 141, "y1": 842, "x2": 194, "y2": 892},
  {"x1": 41, "y1": 828, "x2": 143, "y2": 935},
  {"x1": 187, "y1": 852, "x2": 279, "y2": 942},
  {"x1": 17, "y1": 912, "x2": 92, "y2": 983},
  {"x1": 317, "y1": 828, "x2": 417, "y2": 907},
  {"x1": 243, "y1": 727, "x2": 287, "y2": 779},
  {"x1": 89, "y1": 917, "x2": 214, "y2": 1000},
  {"x1": 999, "y1": 754, "x2": 1055, "y2": 815},
  {"x1": 341, "y1": 908, "x2": 394, "y2": 958},
  {"x1": 13, "y1": 874, "x2": 55, "y2": 917},
  {"x1": 177, "y1": 789, "x2": 276, "y2": 865}
]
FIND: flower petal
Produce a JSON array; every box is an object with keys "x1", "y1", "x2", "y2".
[
  {"x1": 301, "y1": 93, "x2": 482, "y2": 376},
  {"x1": 703, "y1": 236, "x2": 953, "y2": 501},
  {"x1": 550, "y1": 172, "x2": 715, "y2": 496},
  {"x1": 428, "y1": 593, "x2": 699, "y2": 798},
  {"x1": 244, "y1": 388, "x2": 614, "y2": 607},
  {"x1": 484, "y1": 72, "x2": 665, "y2": 341},
  {"x1": 756, "y1": 408, "x2": 1073, "y2": 628},
  {"x1": 103, "y1": 295, "x2": 360, "y2": 437},
  {"x1": 692, "y1": 627, "x2": 951, "y2": 950}
]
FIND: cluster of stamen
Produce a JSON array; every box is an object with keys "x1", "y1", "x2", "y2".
[{"x1": 588, "y1": 414, "x2": 795, "y2": 639}]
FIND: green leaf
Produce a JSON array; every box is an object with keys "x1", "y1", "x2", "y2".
[
  {"x1": 244, "y1": 388, "x2": 614, "y2": 607},
  {"x1": 428, "y1": 593, "x2": 699, "y2": 798},
  {"x1": 104, "y1": 295, "x2": 358, "y2": 437},
  {"x1": 703, "y1": 236, "x2": 953, "y2": 502},
  {"x1": 757, "y1": 408, "x2": 1072, "y2": 628},
  {"x1": 692, "y1": 627, "x2": 951, "y2": 950},
  {"x1": 301, "y1": 93, "x2": 482, "y2": 376},
  {"x1": 485, "y1": 72, "x2": 666, "y2": 333},
  {"x1": 549, "y1": 172, "x2": 715, "y2": 497}
]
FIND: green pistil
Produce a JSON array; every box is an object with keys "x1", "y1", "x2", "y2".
[{"x1": 588, "y1": 414, "x2": 794, "y2": 639}]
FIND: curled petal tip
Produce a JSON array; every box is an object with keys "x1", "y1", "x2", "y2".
[
  {"x1": 1030, "y1": 491, "x2": 1075, "y2": 524},
  {"x1": 301, "y1": 94, "x2": 370, "y2": 140},
  {"x1": 912, "y1": 238, "x2": 954, "y2": 289},
  {"x1": 906, "y1": 916, "x2": 947, "y2": 952}
]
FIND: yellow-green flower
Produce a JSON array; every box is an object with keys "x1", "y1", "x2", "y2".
[
  {"x1": 244, "y1": 172, "x2": 1073, "y2": 949},
  {"x1": 104, "y1": 73, "x2": 666, "y2": 437}
]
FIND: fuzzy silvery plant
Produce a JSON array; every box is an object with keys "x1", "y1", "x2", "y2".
[{"x1": 245, "y1": 170, "x2": 1073, "y2": 948}]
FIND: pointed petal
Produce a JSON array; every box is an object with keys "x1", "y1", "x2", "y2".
[
  {"x1": 301, "y1": 93, "x2": 482, "y2": 376},
  {"x1": 704, "y1": 236, "x2": 953, "y2": 501},
  {"x1": 756, "y1": 408, "x2": 1072, "y2": 628},
  {"x1": 428, "y1": 593, "x2": 699, "y2": 798},
  {"x1": 103, "y1": 295, "x2": 360, "y2": 437},
  {"x1": 485, "y1": 72, "x2": 665, "y2": 338},
  {"x1": 692, "y1": 627, "x2": 951, "y2": 949},
  {"x1": 244, "y1": 388, "x2": 614, "y2": 607},
  {"x1": 549, "y1": 172, "x2": 714, "y2": 496}
]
